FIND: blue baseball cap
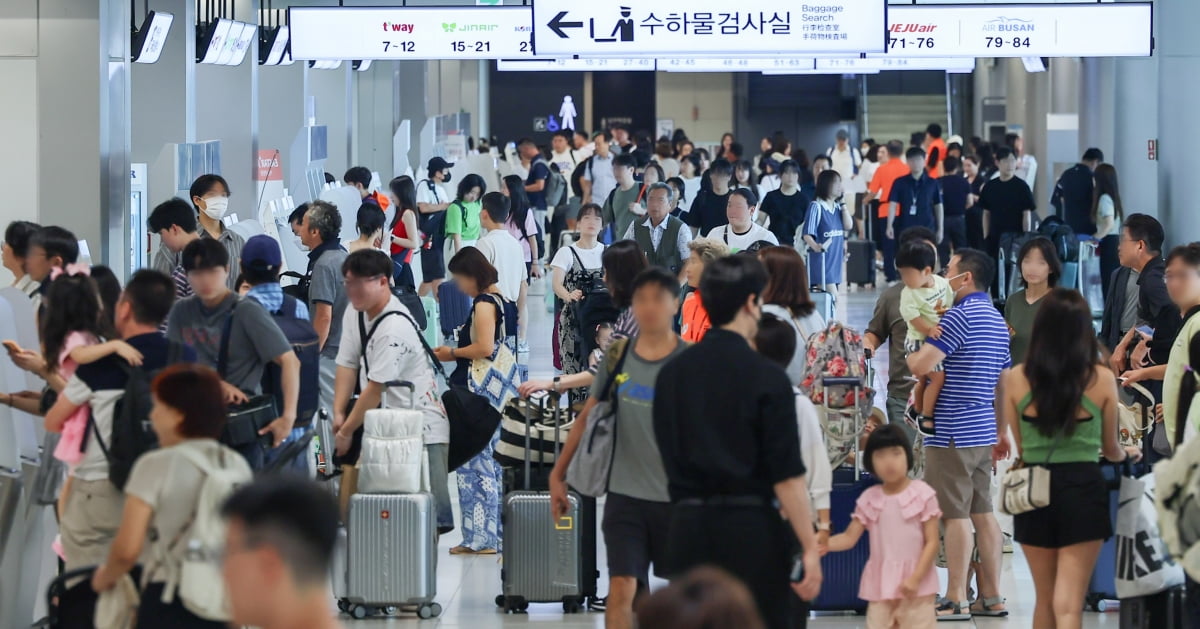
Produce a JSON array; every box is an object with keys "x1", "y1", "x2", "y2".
[{"x1": 241, "y1": 234, "x2": 282, "y2": 269}]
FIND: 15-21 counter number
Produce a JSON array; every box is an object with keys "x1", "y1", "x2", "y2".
[{"x1": 985, "y1": 36, "x2": 1031, "y2": 49}]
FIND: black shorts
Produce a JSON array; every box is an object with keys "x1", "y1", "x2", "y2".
[
  {"x1": 1014, "y1": 462, "x2": 1112, "y2": 549},
  {"x1": 602, "y1": 493, "x2": 673, "y2": 583},
  {"x1": 421, "y1": 243, "x2": 445, "y2": 282}
]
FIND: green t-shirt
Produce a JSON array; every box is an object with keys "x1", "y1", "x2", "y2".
[
  {"x1": 1004, "y1": 289, "x2": 1045, "y2": 366},
  {"x1": 444, "y1": 200, "x2": 482, "y2": 241}
]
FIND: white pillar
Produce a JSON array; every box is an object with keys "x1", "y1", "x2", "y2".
[{"x1": 1156, "y1": 0, "x2": 1200, "y2": 245}]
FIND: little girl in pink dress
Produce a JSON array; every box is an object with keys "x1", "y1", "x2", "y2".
[{"x1": 827, "y1": 424, "x2": 941, "y2": 629}]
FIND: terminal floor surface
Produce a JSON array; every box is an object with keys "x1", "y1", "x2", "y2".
[{"x1": 343, "y1": 281, "x2": 1122, "y2": 627}]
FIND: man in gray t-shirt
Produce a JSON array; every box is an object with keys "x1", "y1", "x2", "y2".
[
  {"x1": 547, "y1": 267, "x2": 684, "y2": 629},
  {"x1": 166, "y1": 238, "x2": 300, "y2": 469},
  {"x1": 298, "y1": 201, "x2": 351, "y2": 416}
]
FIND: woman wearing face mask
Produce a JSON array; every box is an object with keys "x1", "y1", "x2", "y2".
[
  {"x1": 758, "y1": 160, "x2": 809, "y2": 247},
  {"x1": 189, "y1": 174, "x2": 245, "y2": 290},
  {"x1": 387, "y1": 176, "x2": 421, "y2": 289}
]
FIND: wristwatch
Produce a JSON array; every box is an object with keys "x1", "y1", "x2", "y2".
[
  {"x1": 816, "y1": 521, "x2": 832, "y2": 532},
  {"x1": 552, "y1": 376, "x2": 562, "y2": 393},
  {"x1": 449, "y1": 347, "x2": 456, "y2": 359}
]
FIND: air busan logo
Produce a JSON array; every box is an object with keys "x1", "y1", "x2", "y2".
[{"x1": 983, "y1": 17, "x2": 1035, "y2": 32}]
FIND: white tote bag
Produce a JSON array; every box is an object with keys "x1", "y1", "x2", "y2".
[
  {"x1": 358, "y1": 408, "x2": 430, "y2": 494},
  {"x1": 1115, "y1": 473, "x2": 1186, "y2": 598}
]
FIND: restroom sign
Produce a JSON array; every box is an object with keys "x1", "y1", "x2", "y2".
[{"x1": 532, "y1": 0, "x2": 886, "y2": 56}]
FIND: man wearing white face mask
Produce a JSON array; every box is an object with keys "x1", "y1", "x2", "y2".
[{"x1": 191, "y1": 173, "x2": 246, "y2": 290}]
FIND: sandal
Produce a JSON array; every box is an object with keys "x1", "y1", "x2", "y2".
[
  {"x1": 971, "y1": 596, "x2": 1008, "y2": 617},
  {"x1": 935, "y1": 598, "x2": 971, "y2": 622},
  {"x1": 449, "y1": 545, "x2": 498, "y2": 555}
]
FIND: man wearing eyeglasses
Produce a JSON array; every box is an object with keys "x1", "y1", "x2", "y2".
[{"x1": 332, "y1": 249, "x2": 453, "y2": 534}]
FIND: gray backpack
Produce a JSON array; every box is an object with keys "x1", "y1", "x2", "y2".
[
  {"x1": 565, "y1": 339, "x2": 630, "y2": 497},
  {"x1": 541, "y1": 158, "x2": 569, "y2": 210}
]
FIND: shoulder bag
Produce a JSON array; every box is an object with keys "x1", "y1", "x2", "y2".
[
  {"x1": 1000, "y1": 430, "x2": 1064, "y2": 515},
  {"x1": 216, "y1": 300, "x2": 278, "y2": 449},
  {"x1": 390, "y1": 308, "x2": 502, "y2": 471},
  {"x1": 566, "y1": 338, "x2": 632, "y2": 497}
]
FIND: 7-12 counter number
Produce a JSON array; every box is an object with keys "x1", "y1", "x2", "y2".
[
  {"x1": 985, "y1": 36, "x2": 1032, "y2": 49},
  {"x1": 383, "y1": 41, "x2": 415, "y2": 52}
]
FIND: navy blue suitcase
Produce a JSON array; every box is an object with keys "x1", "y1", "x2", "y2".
[
  {"x1": 1087, "y1": 461, "x2": 1146, "y2": 611},
  {"x1": 438, "y1": 281, "x2": 473, "y2": 339},
  {"x1": 810, "y1": 466, "x2": 877, "y2": 612}
]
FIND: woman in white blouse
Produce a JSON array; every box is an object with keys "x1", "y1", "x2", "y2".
[{"x1": 1092, "y1": 163, "x2": 1124, "y2": 297}]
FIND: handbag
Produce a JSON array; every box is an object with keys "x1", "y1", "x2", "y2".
[
  {"x1": 1116, "y1": 473, "x2": 1186, "y2": 597},
  {"x1": 389, "y1": 309, "x2": 502, "y2": 471},
  {"x1": 1118, "y1": 381, "x2": 1155, "y2": 448},
  {"x1": 1000, "y1": 431, "x2": 1063, "y2": 516},
  {"x1": 221, "y1": 395, "x2": 277, "y2": 447},
  {"x1": 466, "y1": 294, "x2": 522, "y2": 412},
  {"x1": 566, "y1": 339, "x2": 631, "y2": 497},
  {"x1": 494, "y1": 395, "x2": 577, "y2": 469},
  {"x1": 32, "y1": 430, "x2": 67, "y2": 505},
  {"x1": 216, "y1": 300, "x2": 278, "y2": 448}
]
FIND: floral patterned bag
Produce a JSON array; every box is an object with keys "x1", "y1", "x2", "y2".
[{"x1": 797, "y1": 322, "x2": 875, "y2": 468}]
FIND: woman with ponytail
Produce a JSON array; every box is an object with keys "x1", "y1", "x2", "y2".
[{"x1": 1160, "y1": 243, "x2": 1200, "y2": 447}]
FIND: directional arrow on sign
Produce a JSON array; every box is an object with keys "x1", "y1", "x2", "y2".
[{"x1": 547, "y1": 11, "x2": 583, "y2": 39}]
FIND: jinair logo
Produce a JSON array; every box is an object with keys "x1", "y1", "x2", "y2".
[
  {"x1": 983, "y1": 17, "x2": 1035, "y2": 32},
  {"x1": 442, "y1": 22, "x2": 499, "y2": 33}
]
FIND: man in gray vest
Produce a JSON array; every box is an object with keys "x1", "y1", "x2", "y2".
[{"x1": 623, "y1": 182, "x2": 692, "y2": 281}]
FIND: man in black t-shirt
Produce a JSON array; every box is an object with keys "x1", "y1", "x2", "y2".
[
  {"x1": 977, "y1": 147, "x2": 1035, "y2": 260},
  {"x1": 938, "y1": 156, "x2": 971, "y2": 261},
  {"x1": 684, "y1": 159, "x2": 734, "y2": 236},
  {"x1": 1050, "y1": 148, "x2": 1103, "y2": 236}
]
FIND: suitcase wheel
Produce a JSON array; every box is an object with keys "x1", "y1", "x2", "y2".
[
  {"x1": 337, "y1": 599, "x2": 350, "y2": 613},
  {"x1": 501, "y1": 596, "x2": 529, "y2": 613},
  {"x1": 563, "y1": 597, "x2": 584, "y2": 614},
  {"x1": 417, "y1": 603, "x2": 442, "y2": 619},
  {"x1": 349, "y1": 604, "x2": 373, "y2": 620}
]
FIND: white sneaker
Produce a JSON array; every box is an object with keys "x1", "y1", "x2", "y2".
[
  {"x1": 518, "y1": 341, "x2": 530, "y2": 354},
  {"x1": 1002, "y1": 533, "x2": 1014, "y2": 554}
]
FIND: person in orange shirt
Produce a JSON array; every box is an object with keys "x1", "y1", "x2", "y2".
[
  {"x1": 864, "y1": 141, "x2": 909, "y2": 282},
  {"x1": 679, "y1": 238, "x2": 730, "y2": 342},
  {"x1": 344, "y1": 166, "x2": 391, "y2": 213},
  {"x1": 924, "y1": 124, "x2": 947, "y2": 179}
]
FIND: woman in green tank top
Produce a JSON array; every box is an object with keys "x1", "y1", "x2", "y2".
[{"x1": 999, "y1": 288, "x2": 1141, "y2": 629}]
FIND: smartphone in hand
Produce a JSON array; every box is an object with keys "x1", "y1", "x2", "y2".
[
  {"x1": 789, "y1": 555, "x2": 805, "y2": 583},
  {"x1": 2, "y1": 340, "x2": 20, "y2": 354}
]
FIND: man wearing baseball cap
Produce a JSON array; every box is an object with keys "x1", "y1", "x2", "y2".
[
  {"x1": 240, "y1": 234, "x2": 316, "y2": 473},
  {"x1": 417, "y1": 157, "x2": 454, "y2": 297}
]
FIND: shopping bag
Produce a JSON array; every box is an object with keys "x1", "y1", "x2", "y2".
[{"x1": 1115, "y1": 473, "x2": 1186, "y2": 598}]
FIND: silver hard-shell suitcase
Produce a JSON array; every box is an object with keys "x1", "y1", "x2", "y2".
[
  {"x1": 498, "y1": 402, "x2": 589, "y2": 614},
  {"x1": 339, "y1": 492, "x2": 441, "y2": 620}
]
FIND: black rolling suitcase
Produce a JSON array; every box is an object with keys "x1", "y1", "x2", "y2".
[
  {"x1": 1120, "y1": 585, "x2": 1189, "y2": 628},
  {"x1": 846, "y1": 239, "x2": 876, "y2": 287}
]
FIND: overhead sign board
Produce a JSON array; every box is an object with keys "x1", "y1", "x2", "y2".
[
  {"x1": 288, "y1": 6, "x2": 534, "y2": 60},
  {"x1": 496, "y1": 58, "x2": 656, "y2": 72},
  {"x1": 532, "y1": 0, "x2": 887, "y2": 57},
  {"x1": 884, "y1": 3, "x2": 1152, "y2": 58}
]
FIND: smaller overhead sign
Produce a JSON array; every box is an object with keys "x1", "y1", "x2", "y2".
[
  {"x1": 658, "y1": 57, "x2": 816, "y2": 73},
  {"x1": 496, "y1": 58, "x2": 656, "y2": 72},
  {"x1": 532, "y1": 0, "x2": 887, "y2": 57},
  {"x1": 884, "y1": 3, "x2": 1152, "y2": 58},
  {"x1": 815, "y1": 57, "x2": 976, "y2": 73},
  {"x1": 289, "y1": 6, "x2": 534, "y2": 60}
]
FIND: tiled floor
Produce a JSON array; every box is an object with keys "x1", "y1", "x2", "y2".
[{"x1": 345, "y1": 279, "x2": 1123, "y2": 627}]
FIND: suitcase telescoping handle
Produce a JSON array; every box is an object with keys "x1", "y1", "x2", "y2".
[
  {"x1": 822, "y1": 375, "x2": 867, "y2": 482},
  {"x1": 380, "y1": 380, "x2": 416, "y2": 409}
]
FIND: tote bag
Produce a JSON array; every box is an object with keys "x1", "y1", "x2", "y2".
[{"x1": 1115, "y1": 473, "x2": 1186, "y2": 598}]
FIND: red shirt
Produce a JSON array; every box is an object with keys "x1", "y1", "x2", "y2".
[
  {"x1": 868, "y1": 159, "x2": 910, "y2": 218},
  {"x1": 681, "y1": 291, "x2": 712, "y2": 343},
  {"x1": 925, "y1": 138, "x2": 947, "y2": 178},
  {"x1": 389, "y1": 209, "x2": 416, "y2": 260}
]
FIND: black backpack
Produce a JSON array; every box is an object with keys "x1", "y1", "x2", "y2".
[
  {"x1": 570, "y1": 156, "x2": 593, "y2": 199},
  {"x1": 1037, "y1": 215, "x2": 1080, "y2": 263},
  {"x1": 89, "y1": 341, "x2": 187, "y2": 490},
  {"x1": 261, "y1": 295, "x2": 321, "y2": 428},
  {"x1": 574, "y1": 288, "x2": 620, "y2": 359}
]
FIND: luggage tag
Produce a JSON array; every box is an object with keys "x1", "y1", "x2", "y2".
[{"x1": 909, "y1": 204, "x2": 917, "y2": 216}]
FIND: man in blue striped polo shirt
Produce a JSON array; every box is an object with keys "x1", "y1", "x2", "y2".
[{"x1": 908, "y1": 248, "x2": 1011, "y2": 619}]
